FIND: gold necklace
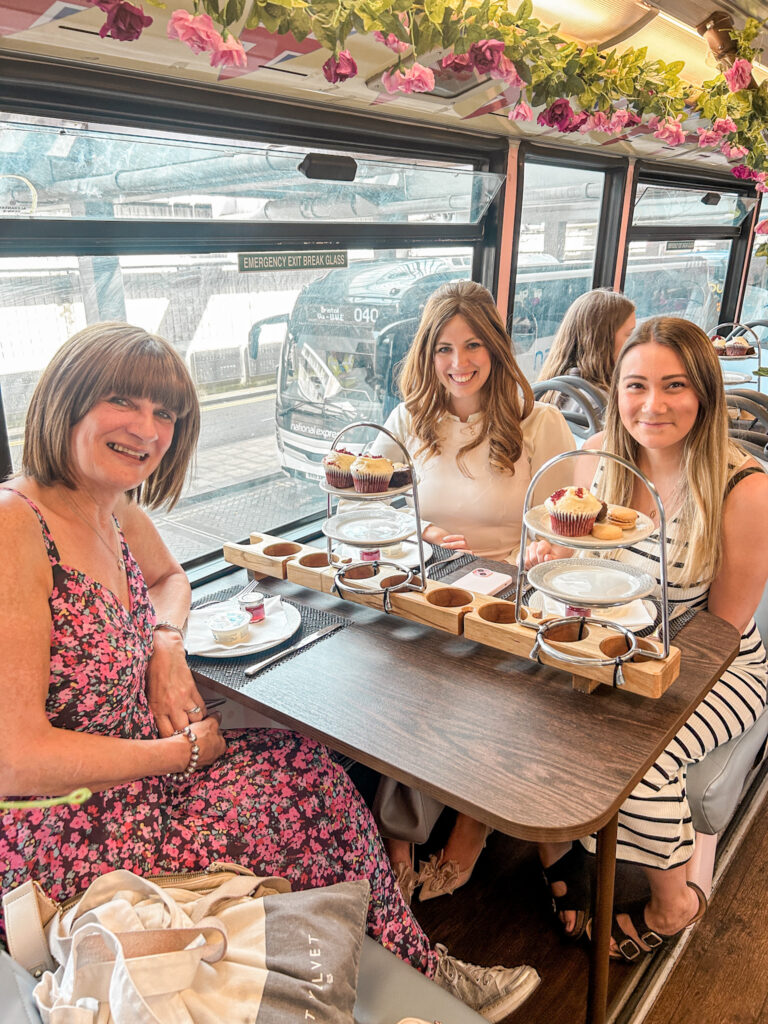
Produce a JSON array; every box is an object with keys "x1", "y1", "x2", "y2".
[{"x1": 65, "y1": 492, "x2": 125, "y2": 572}]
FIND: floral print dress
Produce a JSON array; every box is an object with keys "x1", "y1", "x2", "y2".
[{"x1": 0, "y1": 494, "x2": 436, "y2": 975}]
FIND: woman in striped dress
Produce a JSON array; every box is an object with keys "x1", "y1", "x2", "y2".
[{"x1": 526, "y1": 315, "x2": 768, "y2": 958}]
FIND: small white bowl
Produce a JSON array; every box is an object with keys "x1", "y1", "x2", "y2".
[{"x1": 208, "y1": 610, "x2": 251, "y2": 646}]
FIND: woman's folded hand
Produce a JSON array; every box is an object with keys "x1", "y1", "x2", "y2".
[{"x1": 524, "y1": 539, "x2": 574, "y2": 569}]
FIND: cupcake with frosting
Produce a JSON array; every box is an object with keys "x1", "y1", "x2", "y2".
[
  {"x1": 389, "y1": 462, "x2": 412, "y2": 488},
  {"x1": 711, "y1": 336, "x2": 727, "y2": 356},
  {"x1": 351, "y1": 454, "x2": 393, "y2": 493},
  {"x1": 545, "y1": 486, "x2": 603, "y2": 537},
  {"x1": 322, "y1": 448, "x2": 356, "y2": 489},
  {"x1": 725, "y1": 336, "x2": 751, "y2": 357}
]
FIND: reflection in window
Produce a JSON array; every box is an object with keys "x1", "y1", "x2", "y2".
[
  {"x1": 511, "y1": 162, "x2": 605, "y2": 381},
  {"x1": 623, "y1": 241, "x2": 728, "y2": 330},
  {"x1": 633, "y1": 184, "x2": 757, "y2": 229},
  {"x1": 0, "y1": 249, "x2": 471, "y2": 564},
  {"x1": 741, "y1": 239, "x2": 768, "y2": 328}
]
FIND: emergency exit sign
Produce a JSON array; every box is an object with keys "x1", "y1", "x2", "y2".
[{"x1": 238, "y1": 251, "x2": 348, "y2": 272}]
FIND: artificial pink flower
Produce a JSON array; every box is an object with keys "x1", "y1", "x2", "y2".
[
  {"x1": 381, "y1": 68, "x2": 402, "y2": 93},
  {"x1": 96, "y1": 0, "x2": 152, "y2": 41},
  {"x1": 564, "y1": 110, "x2": 589, "y2": 133},
  {"x1": 490, "y1": 54, "x2": 523, "y2": 87},
  {"x1": 652, "y1": 117, "x2": 686, "y2": 146},
  {"x1": 697, "y1": 128, "x2": 721, "y2": 147},
  {"x1": 537, "y1": 98, "x2": 575, "y2": 132},
  {"x1": 396, "y1": 63, "x2": 435, "y2": 93},
  {"x1": 167, "y1": 10, "x2": 220, "y2": 54},
  {"x1": 724, "y1": 58, "x2": 752, "y2": 92},
  {"x1": 469, "y1": 39, "x2": 506, "y2": 75},
  {"x1": 755, "y1": 219, "x2": 768, "y2": 234},
  {"x1": 322, "y1": 49, "x2": 358, "y2": 84},
  {"x1": 752, "y1": 171, "x2": 768, "y2": 193},
  {"x1": 373, "y1": 31, "x2": 409, "y2": 54},
  {"x1": 721, "y1": 140, "x2": 749, "y2": 160},
  {"x1": 609, "y1": 109, "x2": 641, "y2": 131},
  {"x1": 732, "y1": 164, "x2": 753, "y2": 179},
  {"x1": 508, "y1": 101, "x2": 533, "y2": 122},
  {"x1": 580, "y1": 111, "x2": 612, "y2": 133},
  {"x1": 209, "y1": 34, "x2": 246, "y2": 68},
  {"x1": 441, "y1": 52, "x2": 474, "y2": 74},
  {"x1": 713, "y1": 117, "x2": 738, "y2": 134}
]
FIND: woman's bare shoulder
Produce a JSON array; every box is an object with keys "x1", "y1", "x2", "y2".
[{"x1": 0, "y1": 485, "x2": 53, "y2": 583}]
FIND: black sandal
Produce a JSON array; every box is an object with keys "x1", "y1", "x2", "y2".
[
  {"x1": 607, "y1": 882, "x2": 708, "y2": 962},
  {"x1": 541, "y1": 843, "x2": 592, "y2": 941}
]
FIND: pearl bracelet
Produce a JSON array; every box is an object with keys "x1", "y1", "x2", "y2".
[{"x1": 167, "y1": 725, "x2": 200, "y2": 784}]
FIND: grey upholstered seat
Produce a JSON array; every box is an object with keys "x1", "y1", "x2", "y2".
[{"x1": 686, "y1": 579, "x2": 768, "y2": 835}]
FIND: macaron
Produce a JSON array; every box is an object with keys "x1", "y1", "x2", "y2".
[{"x1": 606, "y1": 505, "x2": 638, "y2": 529}]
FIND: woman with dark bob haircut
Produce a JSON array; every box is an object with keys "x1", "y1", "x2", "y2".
[{"x1": 0, "y1": 322, "x2": 539, "y2": 1021}]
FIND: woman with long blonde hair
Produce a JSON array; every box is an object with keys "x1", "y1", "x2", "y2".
[
  {"x1": 371, "y1": 279, "x2": 574, "y2": 902},
  {"x1": 527, "y1": 316, "x2": 768, "y2": 958},
  {"x1": 538, "y1": 288, "x2": 636, "y2": 409}
]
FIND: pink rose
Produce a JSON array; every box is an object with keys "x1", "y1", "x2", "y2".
[
  {"x1": 537, "y1": 98, "x2": 575, "y2": 131},
  {"x1": 721, "y1": 140, "x2": 749, "y2": 160},
  {"x1": 96, "y1": 0, "x2": 152, "y2": 41},
  {"x1": 755, "y1": 219, "x2": 768, "y2": 234},
  {"x1": 609, "y1": 109, "x2": 641, "y2": 131},
  {"x1": 713, "y1": 117, "x2": 738, "y2": 134},
  {"x1": 441, "y1": 52, "x2": 474, "y2": 74},
  {"x1": 724, "y1": 58, "x2": 752, "y2": 92},
  {"x1": 167, "y1": 10, "x2": 220, "y2": 54},
  {"x1": 564, "y1": 110, "x2": 589, "y2": 133},
  {"x1": 508, "y1": 101, "x2": 533, "y2": 122},
  {"x1": 381, "y1": 68, "x2": 402, "y2": 94},
  {"x1": 490, "y1": 54, "x2": 523, "y2": 87},
  {"x1": 373, "y1": 31, "x2": 409, "y2": 54},
  {"x1": 697, "y1": 128, "x2": 721, "y2": 147},
  {"x1": 732, "y1": 164, "x2": 753, "y2": 179},
  {"x1": 580, "y1": 111, "x2": 612, "y2": 133},
  {"x1": 209, "y1": 34, "x2": 246, "y2": 68},
  {"x1": 652, "y1": 117, "x2": 686, "y2": 146},
  {"x1": 469, "y1": 39, "x2": 506, "y2": 75},
  {"x1": 322, "y1": 49, "x2": 358, "y2": 84},
  {"x1": 397, "y1": 63, "x2": 435, "y2": 93},
  {"x1": 753, "y1": 171, "x2": 768, "y2": 193}
]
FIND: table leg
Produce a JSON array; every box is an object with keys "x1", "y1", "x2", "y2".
[{"x1": 586, "y1": 812, "x2": 619, "y2": 1024}]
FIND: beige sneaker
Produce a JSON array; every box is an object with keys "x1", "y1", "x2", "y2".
[{"x1": 433, "y1": 943, "x2": 540, "y2": 1022}]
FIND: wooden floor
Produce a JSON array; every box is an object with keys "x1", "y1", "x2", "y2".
[{"x1": 381, "y1": 769, "x2": 768, "y2": 1024}]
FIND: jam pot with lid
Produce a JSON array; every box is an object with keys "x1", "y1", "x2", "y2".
[{"x1": 238, "y1": 590, "x2": 266, "y2": 622}]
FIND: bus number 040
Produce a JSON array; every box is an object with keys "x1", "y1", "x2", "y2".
[{"x1": 353, "y1": 306, "x2": 380, "y2": 323}]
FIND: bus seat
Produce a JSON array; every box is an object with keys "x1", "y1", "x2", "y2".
[
  {"x1": 687, "y1": 579, "x2": 768, "y2": 835},
  {"x1": 531, "y1": 379, "x2": 602, "y2": 439}
]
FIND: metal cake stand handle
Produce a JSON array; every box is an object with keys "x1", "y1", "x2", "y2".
[
  {"x1": 327, "y1": 421, "x2": 427, "y2": 608},
  {"x1": 515, "y1": 448, "x2": 670, "y2": 663}
]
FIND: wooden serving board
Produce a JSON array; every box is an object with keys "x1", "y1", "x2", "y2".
[{"x1": 223, "y1": 537, "x2": 681, "y2": 697}]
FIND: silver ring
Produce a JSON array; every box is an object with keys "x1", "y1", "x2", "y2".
[{"x1": 186, "y1": 705, "x2": 202, "y2": 715}]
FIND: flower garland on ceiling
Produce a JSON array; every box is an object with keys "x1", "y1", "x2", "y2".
[{"x1": 94, "y1": 1, "x2": 767, "y2": 231}]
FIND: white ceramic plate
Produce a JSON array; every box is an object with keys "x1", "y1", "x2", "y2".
[
  {"x1": 526, "y1": 591, "x2": 656, "y2": 630},
  {"x1": 523, "y1": 505, "x2": 656, "y2": 550},
  {"x1": 722, "y1": 370, "x2": 755, "y2": 385},
  {"x1": 527, "y1": 558, "x2": 656, "y2": 607},
  {"x1": 320, "y1": 478, "x2": 416, "y2": 501},
  {"x1": 333, "y1": 540, "x2": 433, "y2": 568},
  {"x1": 323, "y1": 508, "x2": 418, "y2": 546},
  {"x1": 189, "y1": 602, "x2": 302, "y2": 659},
  {"x1": 718, "y1": 353, "x2": 756, "y2": 360}
]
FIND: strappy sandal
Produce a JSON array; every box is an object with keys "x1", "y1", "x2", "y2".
[
  {"x1": 541, "y1": 843, "x2": 592, "y2": 941},
  {"x1": 606, "y1": 881, "x2": 708, "y2": 963}
]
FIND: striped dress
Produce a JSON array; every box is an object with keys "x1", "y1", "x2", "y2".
[{"x1": 583, "y1": 467, "x2": 768, "y2": 869}]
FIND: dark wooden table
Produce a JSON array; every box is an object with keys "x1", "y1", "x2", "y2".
[{"x1": 192, "y1": 577, "x2": 741, "y2": 1024}]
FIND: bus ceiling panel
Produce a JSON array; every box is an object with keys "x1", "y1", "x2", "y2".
[
  {"x1": 0, "y1": 220, "x2": 483, "y2": 257},
  {"x1": 0, "y1": 117, "x2": 504, "y2": 227}
]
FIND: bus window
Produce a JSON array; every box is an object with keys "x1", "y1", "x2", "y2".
[
  {"x1": 623, "y1": 242, "x2": 727, "y2": 329},
  {"x1": 511, "y1": 162, "x2": 606, "y2": 380}
]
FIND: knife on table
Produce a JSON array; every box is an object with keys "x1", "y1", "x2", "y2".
[{"x1": 244, "y1": 623, "x2": 344, "y2": 677}]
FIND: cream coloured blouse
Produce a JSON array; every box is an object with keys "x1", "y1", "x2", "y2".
[{"x1": 371, "y1": 402, "x2": 575, "y2": 561}]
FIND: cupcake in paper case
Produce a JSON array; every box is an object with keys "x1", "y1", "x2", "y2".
[
  {"x1": 544, "y1": 486, "x2": 603, "y2": 537},
  {"x1": 322, "y1": 448, "x2": 356, "y2": 488},
  {"x1": 725, "y1": 336, "x2": 752, "y2": 357},
  {"x1": 351, "y1": 454, "x2": 394, "y2": 493}
]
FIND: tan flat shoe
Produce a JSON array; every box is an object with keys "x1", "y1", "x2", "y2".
[
  {"x1": 418, "y1": 827, "x2": 492, "y2": 902},
  {"x1": 391, "y1": 843, "x2": 420, "y2": 906}
]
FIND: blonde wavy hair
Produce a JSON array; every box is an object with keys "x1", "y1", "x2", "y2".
[
  {"x1": 538, "y1": 288, "x2": 635, "y2": 397},
  {"x1": 598, "y1": 316, "x2": 746, "y2": 585},
  {"x1": 397, "y1": 280, "x2": 534, "y2": 475}
]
